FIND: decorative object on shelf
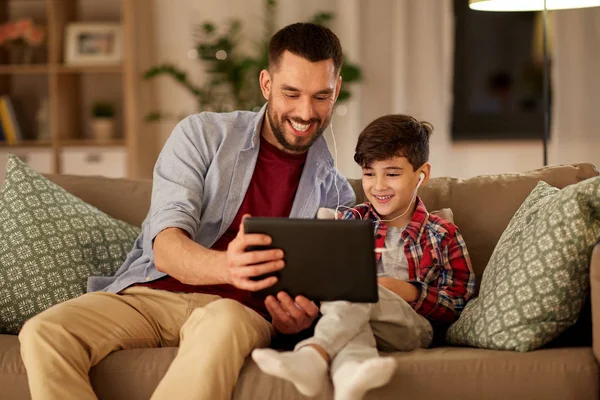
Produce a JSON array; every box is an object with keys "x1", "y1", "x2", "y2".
[
  {"x1": 0, "y1": 95, "x2": 23, "y2": 144},
  {"x1": 143, "y1": 0, "x2": 362, "y2": 121},
  {"x1": 90, "y1": 101, "x2": 115, "y2": 142},
  {"x1": 35, "y1": 97, "x2": 50, "y2": 141},
  {"x1": 0, "y1": 18, "x2": 45, "y2": 64},
  {"x1": 64, "y1": 23, "x2": 122, "y2": 66}
]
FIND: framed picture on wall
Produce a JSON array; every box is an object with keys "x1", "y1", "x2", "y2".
[{"x1": 64, "y1": 23, "x2": 122, "y2": 66}]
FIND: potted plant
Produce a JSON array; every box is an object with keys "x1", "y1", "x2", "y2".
[
  {"x1": 143, "y1": 0, "x2": 362, "y2": 120},
  {"x1": 0, "y1": 18, "x2": 46, "y2": 64},
  {"x1": 90, "y1": 102, "x2": 115, "y2": 142}
]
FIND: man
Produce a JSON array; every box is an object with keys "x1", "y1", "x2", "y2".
[{"x1": 18, "y1": 23, "x2": 355, "y2": 400}]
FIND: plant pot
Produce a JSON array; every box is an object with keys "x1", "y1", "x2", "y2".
[
  {"x1": 8, "y1": 44, "x2": 34, "y2": 64},
  {"x1": 90, "y1": 118, "x2": 115, "y2": 142}
]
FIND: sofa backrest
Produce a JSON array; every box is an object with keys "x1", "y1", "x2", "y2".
[
  {"x1": 44, "y1": 173, "x2": 153, "y2": 228},
  {"x1": 350, "y1": 163, "x2": 599, "y2": 288},
  {"x1": 45, "y1": 162, "x2": 599, "y2": 290}
]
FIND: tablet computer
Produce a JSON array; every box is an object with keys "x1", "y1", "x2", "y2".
[{"x1": 243, "y1": 217, "x2": 378, "y2": 303}]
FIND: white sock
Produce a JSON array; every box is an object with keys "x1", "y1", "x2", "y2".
[
  {"x1": 252, "y1": 346, "x2": 328, "y2": 397},
  {"x1": 332, "y1": 357, "x2": 397, "y2": 400}
]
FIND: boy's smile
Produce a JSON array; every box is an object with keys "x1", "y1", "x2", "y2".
[{"x1": 362, "y1": 156, "x2": 428, "y2": 228}]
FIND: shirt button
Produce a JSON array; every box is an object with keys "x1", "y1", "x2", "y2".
[
  {"x1": 376, "y1": 234, "x2": 382, "y2": 239},
  {"x1": 145, "y1": 277, "x2": 152, "y2": 281}
]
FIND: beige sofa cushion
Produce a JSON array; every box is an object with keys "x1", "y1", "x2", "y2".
[
  {"x1": 43, "y1": 174, "x2": 152, "y2": 228},
  {"x1": 351, "y1": 163, "x2": 599, "y2": 290},
  {"x1": 1, "y1": 334, "x2": 597, "y2": 400},
  {"x1": 44, "y1": 163, "x2": 598, "y2": 290}
]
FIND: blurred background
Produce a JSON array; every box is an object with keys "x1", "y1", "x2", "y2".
[{"x1": 0, "y1": 0, "x2": 598, "y2": 180}]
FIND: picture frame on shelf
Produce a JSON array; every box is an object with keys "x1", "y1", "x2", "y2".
[{"x1": 64, "y1": 23, "x2": 122, "y2": 66}]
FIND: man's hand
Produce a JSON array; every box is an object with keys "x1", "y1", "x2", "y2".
[
  {"x1": 225, "y1": 215, "x2": 285, "y2": 291},
  {"x1": 265, "y1": 292, "x2": 319, "y2": 335}
]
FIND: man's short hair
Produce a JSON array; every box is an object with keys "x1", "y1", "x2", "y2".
[
  {"x1": 269, "y1": 23, "x2": 343, "y2": 73},
  {"x1": 354, "y1": 114, "x2": 433, "y2": 171}
]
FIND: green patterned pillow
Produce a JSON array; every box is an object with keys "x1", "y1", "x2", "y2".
[
  {"x1": 0, "y1": 154, "x2": 140, "y2": 334},
  {"x1": 447, "y1": 177, "x2": 600, "y2": 352}
]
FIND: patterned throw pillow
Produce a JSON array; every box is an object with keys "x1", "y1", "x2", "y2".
[
  {"x1": 447, "y1": 177, "x2": 600, "y2": 352},
  {"x1": 0, "y1": 155, "x2": 140, "y2": 334}
]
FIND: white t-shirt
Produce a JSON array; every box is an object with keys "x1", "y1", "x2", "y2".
[{"x1": 377, "y1": 226, "x2": 409, "y2": 281}]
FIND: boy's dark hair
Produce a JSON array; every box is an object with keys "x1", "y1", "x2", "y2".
[
  {"x1": 354, "y1": 114, "x2": 433, "y2": 171},
  {"x1": 269, "y1": 23, "x2": 343, "y2": 74}
]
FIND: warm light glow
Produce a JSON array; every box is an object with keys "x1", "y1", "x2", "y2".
[
  {"x1": 336, "y1": 105, "x2": 348, "y2": 116},
  {"x1": 469, "y1": 0, "x2": 600, "y2": 11},
  {"x1": 187, "y1": 49, "x2": 198, "y2": 59},
  {"x1": 215, "y1": 50, "x2": 228, "y2": 60}
]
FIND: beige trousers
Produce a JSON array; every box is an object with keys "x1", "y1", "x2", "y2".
[{"x1": 18, "y1": 286, "x2": 273, "y2": 400}]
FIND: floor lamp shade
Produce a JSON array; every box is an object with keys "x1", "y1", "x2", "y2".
[{"x1": 469, "y1": 0, "x2": 600, "y2": 11}]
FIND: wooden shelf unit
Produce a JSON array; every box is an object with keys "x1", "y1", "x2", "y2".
[{"x1": 0, "y1": 0, "x2": 156, "y2": 179}]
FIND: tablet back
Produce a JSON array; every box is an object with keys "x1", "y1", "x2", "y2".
[{"x1": 244, "y1": 217, "x2": 378, "y2": 303}]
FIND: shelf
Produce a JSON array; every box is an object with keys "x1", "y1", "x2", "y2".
[
  {"x1": 0, "y1": 65, "x2": 50, "y2": 74},
  {"x1": 55, "y1": 65, "x2": 123, "y2": 74},
  {"x1": 59, "y1": 139, "x2": 126, "y2": 147},
  {"x1": 0, "y1": 65, "x2": 123, "y2": 75},
  {"x1": 0, "y1": 140, "x2": 53, "y2": 148}
]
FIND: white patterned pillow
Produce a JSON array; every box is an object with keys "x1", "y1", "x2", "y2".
[
  {"x1": 447, "y1": 178, "x2": 600, "y2": 351},
  {"x1": 0, "y1": 155, "x2": 140, "y2": 334}
]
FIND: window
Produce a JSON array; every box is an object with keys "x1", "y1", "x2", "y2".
[{"x1": 452, "y1": 0, "x2": 549, "y2": 140}]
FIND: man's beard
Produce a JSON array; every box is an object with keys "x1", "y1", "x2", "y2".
[{"x1": 266, "y1": 105, "x2": 329, "y2": 153}]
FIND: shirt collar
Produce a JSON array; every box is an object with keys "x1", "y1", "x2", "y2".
[{"x1": 365, "y1": 196, "x2": 429, "y2": 242}]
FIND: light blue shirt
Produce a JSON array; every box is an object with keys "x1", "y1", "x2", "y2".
[{"x1": 88, "y1": 104, "x2": 356, "y2": 294}]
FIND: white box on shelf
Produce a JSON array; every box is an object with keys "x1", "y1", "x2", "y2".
[
  {"x1": 61, "y1": 147, "x2": 127, "y2": 178},
  {"x1": 0, "y1": 149, "x2": 54, "y2": 184}
]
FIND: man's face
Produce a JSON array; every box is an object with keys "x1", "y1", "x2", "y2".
[
  {"x1": 362, "y1": 156, "x2": 422, "y2": 222},
  {"x1": 260, "y1": 51, "x2": 341, "y2": 154}
]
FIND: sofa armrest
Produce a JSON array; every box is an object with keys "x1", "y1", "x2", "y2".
[{"x1": 591, "y1": 242, "x2": 600, "y2": 362}]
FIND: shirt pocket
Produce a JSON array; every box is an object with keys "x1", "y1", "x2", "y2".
[{"x1": 420, "y1": 247, "x2": 443, "y2": 283}]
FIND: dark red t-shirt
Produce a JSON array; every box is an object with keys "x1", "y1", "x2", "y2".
[{"x1": 139, "y1": 137, "x2": 307, "y2": 319}]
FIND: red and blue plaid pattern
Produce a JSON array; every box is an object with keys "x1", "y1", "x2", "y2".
[{"x1": 340, "y1": 198, "x2": 476, "y2": 323}]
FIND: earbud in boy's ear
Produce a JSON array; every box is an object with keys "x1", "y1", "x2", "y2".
[{"x1": 417, "y1": 171, "x2": 425, "y2": 188}]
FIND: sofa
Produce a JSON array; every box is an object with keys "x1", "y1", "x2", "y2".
[{"x1": 1, "y1": 162, "x2": 599, "y2": 400}]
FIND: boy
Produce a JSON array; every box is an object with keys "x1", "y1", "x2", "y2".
[{"x1": 252, "y1": 114, "x2": 476, "y2": 400}]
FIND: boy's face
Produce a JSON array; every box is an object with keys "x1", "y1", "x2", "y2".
[
  {"x1": 259, "y1": 51, "x2": 342, "y2": 154},
  {"x1": 362, "y1": 156, "x2": 428, "y2": 224}
]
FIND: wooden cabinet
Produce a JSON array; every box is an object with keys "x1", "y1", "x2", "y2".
[{"x1": 0, "y1": 0, "x2": 156, "y2": 179}]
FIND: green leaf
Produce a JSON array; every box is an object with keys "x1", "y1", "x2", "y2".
[
  {"x1": 337, "y1": 89, "x2": 351, "y2": 102},
  {"x1": 340, "y1": 62, "x2": 362, "y2": 83},
  {"x1": 145, "y1": 111, "x2": 163, "y2": 122},
  {"x1": 202, "y1": 23, "x2": 216, "y2": 35},
  {"x1": 311, "y1": 12, "x2": 334, "y2": 26}
]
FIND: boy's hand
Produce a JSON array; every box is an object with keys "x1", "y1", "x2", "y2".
[
  {"x1": 225, "y1": 215, "x2": 285, "y2": 291},
  {"x1": 378, "y1": 277, "x2": 421, "y2": 303},
  {"x1": 265, "y1": 292, "x2": 319, "y2": 335}
]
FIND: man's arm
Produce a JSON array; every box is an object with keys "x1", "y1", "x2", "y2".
[
  {"x1": 324, "y1": 170, "x2": 356, "y2": 210},
  {"x1": 154, "y1": 219, "x2": 286, "y2": 291}
]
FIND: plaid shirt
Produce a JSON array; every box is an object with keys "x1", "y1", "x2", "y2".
[{"x1": 340, "y1": 198, "x2": 476, "y2": 323}]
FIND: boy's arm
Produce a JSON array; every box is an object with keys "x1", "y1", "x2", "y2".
[
  {"x1": 410, "y1": 228, "x2": 476, "y2": 322},
  {"x1": 377, "y1": 277, "x2": 421, "y2": 302}
]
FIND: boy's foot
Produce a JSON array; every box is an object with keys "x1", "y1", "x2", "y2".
[
  {"x1": 333, "y1": 357, "x2": 397, "y2": 400},
  {"x1": 252, "y1": 346, "x2": 328, "y2": 397}
]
